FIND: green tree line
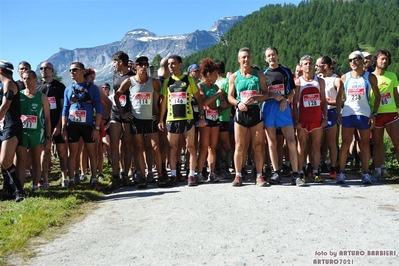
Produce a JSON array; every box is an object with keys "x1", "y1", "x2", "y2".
[{"x1": 183, "y1": 0, "x2": 399, "y2": 75}]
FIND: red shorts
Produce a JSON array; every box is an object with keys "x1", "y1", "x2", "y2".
[
  {"x1": 374, "y1": 112, "x2": 399, "y2": 128},
  {"x1": 299, "y1": 120, "x2": 322, "y2": 132}
]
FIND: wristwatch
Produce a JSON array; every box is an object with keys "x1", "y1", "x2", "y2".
[
  {"x1": 94, "y1": 125, "x2": 100, "y2": 131},
  {"x1": 199, "y1": 114, "x2": 205, "y2": 120},
  {"x1": 371, "y1": 112, "x2": 378, "y2": 116}
]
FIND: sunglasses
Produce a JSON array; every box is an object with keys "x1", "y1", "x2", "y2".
[
  {"x1": 102, "y1": 86, "x2": 110, "y2": 89},
  {"x1": 69, "y1": 68, "x2": 81, "y2": 72},
  {"x1": 40, "y1": 67, "x2": 53, "y2": 71},
  {"x1": 348, "y1": 57, "x2": 362, "y2": 63},
  {"x1": 315, "y1": 64, "x2": 324, "y2": 67},
  {"x1": 137, "y1": 62, "x2": 149, "y2": 67}
]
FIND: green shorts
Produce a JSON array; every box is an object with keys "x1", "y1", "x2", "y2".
[{"x1": 21, "y1": 129, "x2": 44, "y2": 148}]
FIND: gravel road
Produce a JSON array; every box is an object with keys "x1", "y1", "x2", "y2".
[{"x1": 17, "y1": 173, "x2": 399, "y2": 265}]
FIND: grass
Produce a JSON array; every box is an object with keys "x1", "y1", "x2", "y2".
[{"x1": 0, "y1": 158, "x2": 112, "y2": 265}]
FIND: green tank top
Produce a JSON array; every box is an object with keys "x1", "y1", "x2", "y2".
[
  {"x1": 234, "y1": 68, "x2": 260, "y2": 106},
  {"x1": 20, "y1": 90, "x2": 45, "y2": 131}
]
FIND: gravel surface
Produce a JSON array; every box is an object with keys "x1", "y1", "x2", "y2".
[{"x1": 19, "y1": 173, "x2": 399, "y2": 265}]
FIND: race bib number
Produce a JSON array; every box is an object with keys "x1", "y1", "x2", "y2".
[
  {"x1": 134, "y1": 92, "x2": 152, "y2": 105},
  {"x1": 380, "y1": 92, "x2": 392, "y2": 106},
  {"x1": 170, "y1": 92, "x2": 187, "y2": 105},
  {"x1": 69, "y1": 110, "x2": 87, "y2": 123},
  {"x1": 205, "y1": 109, "x2": 219, "y2": 121},
  {"x1": 269, "y1": 84, "x2": 284, "y2": 95},
  {"x1": 303, "y1": 93, "x2": 321, "y2": 107},
  {"x1": 119, "y1": 95, "x2": 127, "y2": 107},
  {"x1": 347, "y1": 88, "x2": 365, "y2": 101},
  {"x1": 48, "y1": 96, "x2": 57, "y2": 110},
  {"x1": 240, "y1": 90, "x2": 258, "y2": 103},
  {"x1": 21, "y1": 115, "x2": 37, "y2": 129}
]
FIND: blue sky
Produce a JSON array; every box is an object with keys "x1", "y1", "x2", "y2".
[{"x1": 0, "y1": 0, "x2": 301, "y2": 80}]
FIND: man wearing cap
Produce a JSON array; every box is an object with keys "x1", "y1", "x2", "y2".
[
  {"x1": 0, "y1": 60, "x2": 25, "y2": 202},
  {"x1": 158, "y1": 55, "x2": 206, "y2": 186},
  {"x1": 114, "y1": 56, "x2": 164, "y2": 188},
  {"x1": 362, "y1": 52, "x2": 374, "y2": 72},
  {"x1": 36, "y1": 61, "x2": 68, "y2": 187},
  {"x1": 369, "y1": 49, "x2": 399, "y2": 181},
  {"x1": 336, "y1": 51, "x2": 380, "y2": 184}
]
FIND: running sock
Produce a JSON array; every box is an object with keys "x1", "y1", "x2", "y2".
[
  {"x1": 236, "y1": 172, "x2": 242, "y2": 177},
  {"x1": 6, "y1": 165, "x2": 23, "y2": 192},
  {"x1": 256, "y1": 173, "x2": 263, "y2": 178},
  {"x1": 189, "y1": 170, "x2": 195, "y2": 177}
]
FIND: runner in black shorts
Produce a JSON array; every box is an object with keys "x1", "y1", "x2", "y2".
[{"x1": 0, "y1": 60, "x2": 25, "y2": 202}]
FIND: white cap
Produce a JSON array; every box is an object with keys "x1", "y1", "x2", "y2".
[
  {"x1": 351, "y1": 50, "x2": 364, "y2": 58},
  {"x1": 362, "y1": 52, "x2": 371, "y2": 58}
]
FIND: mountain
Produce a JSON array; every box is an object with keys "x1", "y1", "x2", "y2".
[{"x1": 42, "y1": 16, "x2": 243, "y2": 86}]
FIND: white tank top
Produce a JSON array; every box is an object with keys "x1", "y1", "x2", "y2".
[
  {"x1": 323, "y1": 74, "x2": 338, "y2": 110},
  {"x1": 342, "y1": 72, "x2": 371, "y2": 117}
]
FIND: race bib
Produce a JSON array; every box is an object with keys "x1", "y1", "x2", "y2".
[
  {"x1": 269, "y1": 84, "x2": 284, "y2": 95},
  {"x1": 134, "y1": 92, "x2": 152, "y2": 105},
  {"x1": 380, "y1": 92, "x2": 392, "y2": 106},
  {"x1": 240, "y1": 90, "x2": 258, "y2": 103},
  {"x1": 205, "y1": 109, "x2": 219, "y2": 121},
  {"x1": 170, "y1": 92, "x2": 187, "y2": 105},
  {"x1": 347, "y1": 88, "x2": 365, "y2": 101},
  {"x1": 303, "y1": 93, "x2": 321, "y2": 107},
  {"x1": 0, "y1": 118, "x2": 4, "y2": 131},
  {"x1": 193, "y1": 105, "x2": 199, "y2": 112},
  {"x1": 21, "y1": 115, "x2": 37, "y2": 129},
  {"x1": 48, "y1": 96, "x2": 57, "y2": 110},
  {"x1": 69, "y1": 110, "x2": 87, "y2": 123},
  {"x1": 119, "y1": 95, "x2": 127, "y2": 107}
]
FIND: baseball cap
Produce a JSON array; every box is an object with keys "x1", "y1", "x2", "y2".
[
  {"x1": 0, "y1": 60, "x2": 14, "y2": 72},
  {"x1": 362, "y1": 52, "x2": 371, "y2": 58},
  {"x1": 351, "y1": 50, "x2": 364, "y2": 58},
  {"x1": 188, "y1": 63, "x2": 200, "y2": 73},
  {"x1": 135, "y1": 56, "x2": 149, "y2": 63}
]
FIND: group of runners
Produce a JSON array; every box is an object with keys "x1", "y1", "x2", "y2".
[{"x1": 1, "y1": 46, "x2": 399, "y2": 202}]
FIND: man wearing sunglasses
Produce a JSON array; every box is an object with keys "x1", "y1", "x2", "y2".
[
  {"x1": 37, "y1": 62, "x2": 68, "y2": 187},
  {"x1": 114, "y1": 56, "x2": 163, "y2": 188},
  {"x1": 61, "y1": 62, "x2": 103, "y2": 190},
  {"x1": 336, "y1": 51, "x2": 380, "y2": 185}
]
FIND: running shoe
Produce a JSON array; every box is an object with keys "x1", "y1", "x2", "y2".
[
  {"x1": 336, "y1": 172, "x2": 346, "y2": 184},
  {"x1": 269, "y1": 172, "x2": 281, "y2": 185},
  {"x1": 197, "y1": 174, "x2": 205, "y2": 185},
  {"x1": 256, "y1": 176, "x2": 268, "y2": 187},
  {"x1": 300, "y1": 172, "x2": 306, "y2": 183},
  {"x1": 320, "y1": 163, "x2": 329, "y2": 173},
  {"x1": 312, "y1": 173, "x2": 324, "y2": 183},
  {"x1": 362, "y1": 173, "x2": 372, "y2": 185},
  {"x1": 291, "y1": 173, "x2": 306, "y2": 187},
  {"x1": 169, "y1": 175, "x2": 178, "y2": 186},
  {"x1": 188, "y1": 175, "x2": 197, "y2": 186},
  {"x1": 97, "y1": 173, "x2": 105, "y2": 181},
  {"x1": 157, "y1": 176, "x2": 167, "y2": 188},
  {"x1": 207, "y1": 173, "x2": 219, "y2": 183},
  {"x1": 42, "y1": 183, "x2": 49, "y2": 190},
  {"x1": 79, "y1": 173, "x2": 86, "y2": 182},
  {"x1": 61, "y1": 178, "x2": 69, "y2": 188},
  {"x1": 381, "y1": 167, "x2": 390, "y2": 179},
  {"x1": 90, "y1": 177, "x2": 102, "y2": 191},
  {"x1": 231, "y1": 176, "x2": 242, "y2": 186},
  {"x1": 147, "y1": 172, "x2": 156, "y2": 183},
  {"x1": 137, "y1": 177, "x2": 148, "y2": 188},
  {"x1": 14, "y1": 190, "x2": 25, "y2": 202},
  {"x1": 32, "y1": 185, "x2": 39, "y2": 192},
  {"x1": 329, "y1": 169, "x2": 338, "y2": 179},
  {"x1": 371, "y1": 171, "x2": 381, "y2": 182},
  {"x1": 68, "y1": 180, "x2": 75, "y2": 190}
]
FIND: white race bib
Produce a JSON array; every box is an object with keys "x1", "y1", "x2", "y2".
[
  {"x1": 205, "y1": 109, "x2": 219, "y2": 121},
  {"x1": 134, "y1": 92, "x2": 152, "y2": 105},
  {"x1": 269, "y1": 84, "x2": 284, "y2": 95},
  {"x1": 69, "y1": 110, "x2": 87, "y2": 123},
  {"x1": 303, "y1": 93, "x2": 321, "y2": 107},
  {"x1": 119, "y1": 95, "x2": 127, "y2": 107},
  {"x1": 170, "y1": 92, "x2": 187, "y2": 105},
  {"x1": 240, "y1": 90, "x2": 258, "y2": 103},
  {"x1": 380, "y1": 92, "x2": 393, "y2": 106},
  {"x1": 48, "y1": 96, "x2": 57, "y2": 110},
  {"x1": 347, "y1": 88, "x2": 365, "y2": 102},
  {"x1": 21, "y1": 115, "x2": 37, "y2": 129}
]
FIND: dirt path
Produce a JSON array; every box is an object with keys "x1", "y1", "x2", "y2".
[{"x1": 17, "y1": 173, "x2": 399, "y2": 265}]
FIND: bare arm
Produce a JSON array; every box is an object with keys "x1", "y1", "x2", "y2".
[
  {"x1": 114, "y1": 78, "x2": 131, "y2": 119},
  {"x1": 0, "y1": 80, "x2": 17, "y2": 121}
]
